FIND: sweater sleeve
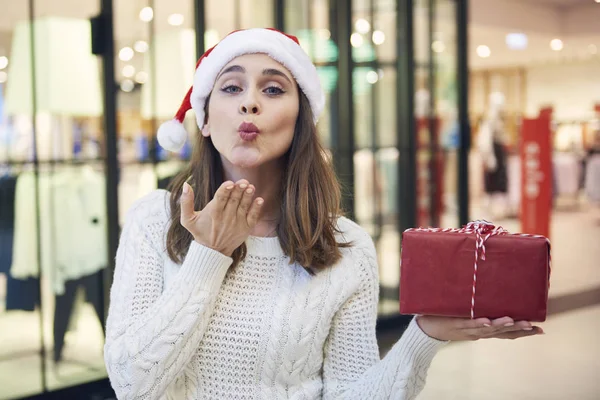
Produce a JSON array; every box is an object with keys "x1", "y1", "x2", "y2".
[
  {"x1": 104, "y1": 193, "x2": 233, "y2": 399},
  {"x1": 322, "y1": 233, "x2": 446, "y2": 400}
]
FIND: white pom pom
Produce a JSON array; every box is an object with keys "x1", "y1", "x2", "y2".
[{"x1": 157, "y1": 119, "x2": 188, "y2": 152}]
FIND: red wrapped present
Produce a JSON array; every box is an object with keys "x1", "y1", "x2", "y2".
[{"x1": 400, "y1": 221, "x2": 551, "y2": 322}]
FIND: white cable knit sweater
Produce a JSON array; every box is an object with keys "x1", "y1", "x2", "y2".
[{"x1": 104, "y1": 190, "x2": 445, "y2": 400}]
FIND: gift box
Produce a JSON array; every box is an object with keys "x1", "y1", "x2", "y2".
[{"x1": 400, "y1": 221, "x2": 551, "y2": 322}]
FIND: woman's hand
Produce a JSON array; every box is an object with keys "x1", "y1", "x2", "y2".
[
  {"x1": 416, "y1": 315, "x2": 544, "y2": 342},
  {"x1": 180, "y1": 179, "x2": 264, "y2": 257}
]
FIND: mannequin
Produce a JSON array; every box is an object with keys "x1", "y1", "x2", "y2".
[{"x1": 477, "y1": 92, "x2": 509, "y2": 218}]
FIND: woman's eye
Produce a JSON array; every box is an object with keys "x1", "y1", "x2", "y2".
[
  {"x1": 264, "y1": 86, "x2": 284, "y2": 95},
  {"x1": 222, "y1": 85, "x2": 242, "y2": 94}
]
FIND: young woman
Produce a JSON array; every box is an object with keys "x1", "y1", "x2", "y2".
[{"x1": 104, "y1": 28, "x2": 542, "y2": 400}]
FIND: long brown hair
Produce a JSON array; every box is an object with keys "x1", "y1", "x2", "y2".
[{"x1": 166, "y1": 91, "x2": 351, "y2": 272}]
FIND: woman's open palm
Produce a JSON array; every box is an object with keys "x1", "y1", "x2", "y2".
[{"x1": 180, "y1": 179, "x2": 264, "y2": 257}]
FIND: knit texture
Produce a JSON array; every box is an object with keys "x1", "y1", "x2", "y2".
[{"x1": 104, "y1": 190, "x2": 446, "y2": 399}]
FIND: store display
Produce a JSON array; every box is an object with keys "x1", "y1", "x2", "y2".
[
  {"x1": 478, "y1": 92, "x2": 508, "y2": 195},
  {"x1": 520, "y1": 110, "x2": 552, "y2": 238},
  {"x1": 553, "y1": 152, "x2": 582, "y2": 198},
  {"x1": 400, "y1": 221, "x2": 551, "y2": 322},
  {"x1": 585, "y1": 154, "x2": 600, "y2": 204}
]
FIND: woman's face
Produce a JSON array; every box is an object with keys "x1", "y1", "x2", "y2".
[{"x1": 203, "y1": 53, "x2": 300, "y2": 169}]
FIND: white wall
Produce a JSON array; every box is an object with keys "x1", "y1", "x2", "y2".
[{"x1": 526, "y1": 60, "x2": 600, "y2": 120}]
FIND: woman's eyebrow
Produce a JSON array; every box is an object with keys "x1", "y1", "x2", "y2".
[
  {"x1": 263, "y1": 68, "x2": 292, "y2": 84},
  {"x1": 217, "y1": 65, "x2": 245, "y2": 80},
  {"x1": 217, "y1": 65, "x2": 292, "y2": 84}
]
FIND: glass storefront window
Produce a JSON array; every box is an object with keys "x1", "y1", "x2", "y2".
[
  {"x1": 434, "y1": 0, "x2": 459, "y2": 228},
  {"x1": 0, "y1": 4, "x2": 44, "y2": 397},
  {"x1": 285, "y1": 0, "x2": 336, "y2": 148},
  {"x1": 0, "y1": 3, "x2": 470, "y2": 395},
  {"x1": 0, "y1": 0, "x2": 107, "y2": 397}
]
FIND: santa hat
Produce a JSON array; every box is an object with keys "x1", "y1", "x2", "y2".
[{"x1": 157, "y1": 28, "x2": 325, "y2": 152}]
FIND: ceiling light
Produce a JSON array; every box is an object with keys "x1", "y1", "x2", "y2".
[
  {"x1": 589, "y1": 44, "x2": 598, "y2": 55},
  {"x1": 122, "y1": 65, "x2": 135, "y2": 78},
  {"x1": 550, "y1": 39, "x2": 563, "y2": 51},
  {"x1": 366, "y1": 70, "x2": 379, "y2": 84},
  {"x1": 135, "y1": 71, "x2": 148, "y2": 84},
  {"x1": 350, "y1": 33, "x2": 364, "y2": 48},
  {"x1": 476, "y1": 45, "x2": 491, "y2": 58},
  {"x1": 119, "y1": 47, "x2": 134, "y2": 61},
  {"x1": 121, "y1": 79, "x2": 135, "y2": 92},
  {"x1": 506, "y1": 33, "x2": 528, "y2": 50},
  {"x1": 134, "y1": 40, "x2": 149, "y2": 53},
  {"x1": 0, "y1": 71, "x2": 7, "y2": 83},
  {"x1": 372, "y1": 30, "x2": 385, "y2": 45},
  {"x1": 139, "y1": 7, "x2": 154, "y2": 22},
  {"x1": 168, "y1": 14, "x2": 184, "y2": 26},
  {"x1": 432, "y1": 40, "x2": 446, "y2": 53},
  {"x1": 319, "y1": 29, "x2": 331, "y2": 40},
  {"x1": 355, "y1": 19, "x2": 370, "y2": 34},
  {"x1": 0, "y1": 56, "x2": 8, "y2": 70}
]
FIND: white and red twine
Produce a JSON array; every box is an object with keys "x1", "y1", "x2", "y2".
[{"x1": 404, "y1": 220, "x2": 551, "y2": 319}]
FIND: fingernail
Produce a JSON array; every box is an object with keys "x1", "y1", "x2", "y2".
[
  {"x1": 504, "y1": 323, "x2": 514, "y2": 327},
  {"x1": 246, "y1": 188, "x2": 254, "y2": 194},
  {"x1": 522, "y1": 327, "x2": 533, "y2": 331},
  {"x1": 240, "y1": 183, "x2": 248, "y2": 189},
  {"x1": 182, "y1": 182, "x2": 190, "y2": 194},
  {"x1": 483, "y1": 324, "x2": 491, "y2": 327},
  {"x1": 257, "y1": 198, "x2": 264, "y2": 205},
  {"x1": 226, "y1": 185, "x2": 234, "y2": 190}
]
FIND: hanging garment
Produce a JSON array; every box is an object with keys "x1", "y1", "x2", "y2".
[
  {"x1": 10, "y1": 170, "x2": 55, "y2": 281},
  {"x1": 1, "y1": 173, "x2": 42, "y2": 311},
  {"x1": 585, "y1": 154, "x2": 600, "y2": 203},
  {"x1": 51, "y1": 166, "x2": 108, "y2": 294},
  {"x1": 553, "y1": 152, "x2": 581, "y2": 197},
  {"x1": 0, "y1": 175, "x2": 17, "y2": 273},
  {"x1": 11, "y1": 166, "x2": 107, "y2": 295},
  {"x1": 53, "y1": 269, "x2": 105, "y2": 362},
  {"x1": 483, "y1": 140, "x2": 508, "y2": 194}
]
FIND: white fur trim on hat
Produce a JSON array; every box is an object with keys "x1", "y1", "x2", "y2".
[
  {"x1": 157, "y1": 119, "x2": 188, "y2": 152},
  {"x1": 190, "y1": 28, "x2": 325, "y2": 131}
]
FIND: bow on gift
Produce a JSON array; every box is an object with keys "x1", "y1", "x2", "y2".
[{"x1": 459, "y1": 220, "x2": 508, "y2": 318}]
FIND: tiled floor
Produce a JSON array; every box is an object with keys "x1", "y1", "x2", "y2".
[{"x1": 418, "y1": 304, "x2": 600, "y2": 400}]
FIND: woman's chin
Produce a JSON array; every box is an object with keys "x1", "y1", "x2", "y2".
[{"x1": 227, "y1": 149, "x2": 263, "y2": 169}]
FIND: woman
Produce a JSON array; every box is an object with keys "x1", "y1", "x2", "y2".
[{"x1": 104, "y1": 28, "x2": 542, "y2": 400}]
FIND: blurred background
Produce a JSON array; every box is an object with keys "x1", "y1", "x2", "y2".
[{"x1": 0, "y1": 0, "x2": 598, "y2": 399}]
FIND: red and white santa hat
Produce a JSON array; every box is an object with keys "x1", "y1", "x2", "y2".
[{"x1": 157, "y1": 28, "x2": 325, "y2": 152}]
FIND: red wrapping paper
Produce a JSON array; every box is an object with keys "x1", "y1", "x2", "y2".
[{"x1": 399, "y1": 224, "x2": 551, "y2": 322}]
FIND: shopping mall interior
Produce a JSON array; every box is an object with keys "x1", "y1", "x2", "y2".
[{"x1": 0, "y1": 0, "x2": 599, "y2": 399}]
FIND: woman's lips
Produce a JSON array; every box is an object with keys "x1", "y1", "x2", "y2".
[
  {"x1": 239, "y1": 131, "x2": 259, "y2": 141},
  {"x1": 238, "y1": 122, "x2": 260, "y2": 141}
]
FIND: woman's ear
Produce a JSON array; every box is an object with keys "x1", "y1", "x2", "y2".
[{"x1": 201, "y1": 123, "x2": 211, "y2": 137}]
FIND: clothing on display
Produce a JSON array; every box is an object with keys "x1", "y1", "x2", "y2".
[
  {"x1": 0, "y1": 173, "x2": 40, "y2": 311},
  {"x1": 553, "y1": 152, "x2": 582, "y2": 198},
  {"x1": 54, "y1": 269, "x2": 105, "y2": 362},
  {"x1": 0, "y1": 174, "x2": 17, "y2": 274},
  {"x1": 1, "y1": 165, "x2": 107, "y2": 362},
  {"x1": 11, "y1": 166, "x2": 108, "y2": 293},
  {"x1": 478, "y1": 119, "x2": 508, "y2": 194},
  {"x1": 585, "y1": 154, "x2": 600, "y2": 203}
]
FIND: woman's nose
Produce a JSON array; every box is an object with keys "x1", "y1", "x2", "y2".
[{"x1": 239, "y1": 93, "x2": 260, "y2": 115}]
